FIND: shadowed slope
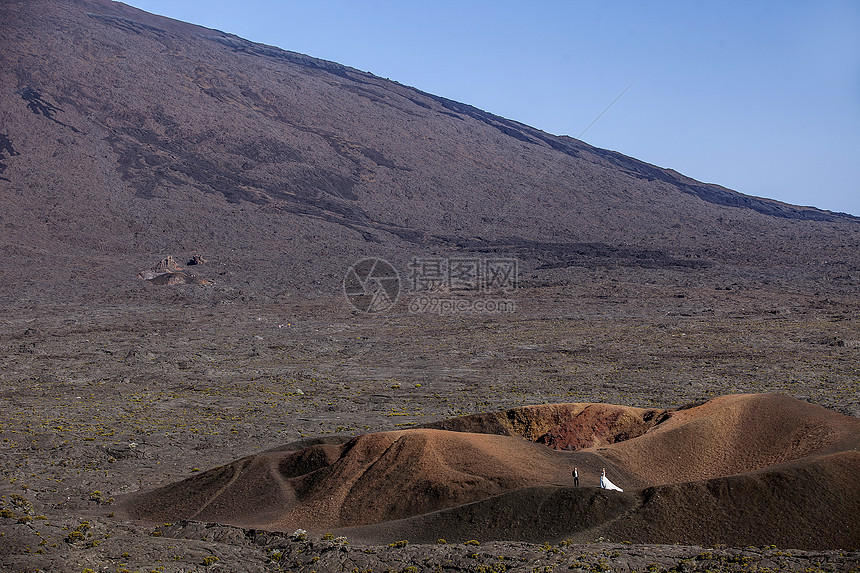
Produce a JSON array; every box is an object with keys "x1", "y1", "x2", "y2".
[
  {"x1": 338, "y1": 451, "x2": 860, "y2": 550},
  {"x1": 337, "y1": 485, "x2": 639, "y2": 545},
  {"x1": 598, "y1": 450, "x2": 860, "y2": 549}
]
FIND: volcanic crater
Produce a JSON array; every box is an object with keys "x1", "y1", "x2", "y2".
[{"x1": 123, "y1": 394, "x2": 860, "y2": 549}]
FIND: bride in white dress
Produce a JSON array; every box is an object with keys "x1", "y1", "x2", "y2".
[{"x1": 600, "y1": 468, "x2": 623, "y2": 492}]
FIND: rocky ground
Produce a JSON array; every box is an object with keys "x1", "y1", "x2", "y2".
[
  {"x1": 1, "y1": 281, "x2": 859, "y2": 572},
  {"x1": 20, "y1": 521, "x2": 860, "y2": 573}
]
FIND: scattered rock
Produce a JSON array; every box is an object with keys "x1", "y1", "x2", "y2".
[
  {"x1": 138, "y1": 256, "x2": 183, "y2": 280},
  {"x1": 138, "y1": 256, "x2": 212, "y2": 285},
  {"x1": 151, "y1": 255, "x2": 182, "y2": 273}
]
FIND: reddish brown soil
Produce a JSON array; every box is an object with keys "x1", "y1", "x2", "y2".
[{"x1": 426, "y1": 402, "x2": 668, "y2": 449}]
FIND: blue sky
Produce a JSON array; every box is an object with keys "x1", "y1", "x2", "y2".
[{"x1": 127, "y1": 0, "x2": 860, "y2": 216}]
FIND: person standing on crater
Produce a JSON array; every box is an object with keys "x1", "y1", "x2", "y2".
[
  {"x1": 572, "y1": 467, "x2": 579, "y2": 487},
  {"x1": 600, "y1": 468, "x2": 623, "y2": 492}
]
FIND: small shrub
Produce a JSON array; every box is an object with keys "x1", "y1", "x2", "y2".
[
  {"x1": 388, "y1": 539, "x2": 408, "y2": 548},
  {"x1": 465, "y1": 539, "x2": 481, "y2": 546},
  {"x1": 201, "y1": 555, "x2": 219, "y2": 566},
  {"x1": 475, "y1": 564, "x2": 508, "y2": 573},
  {"x1": 10, "y1": 494, "x2": 33, "y2": 513},
  {"x1": 65, "y1": 522, "x2": 91, "y2": 544}
]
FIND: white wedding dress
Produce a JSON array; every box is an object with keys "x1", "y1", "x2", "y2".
[{"x1": 600, "y1": 469, "x2": 623, "y2": 492}]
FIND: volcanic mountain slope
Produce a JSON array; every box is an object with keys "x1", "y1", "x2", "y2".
[
  {"x1": 1, "y1": 0, "x2": 859, "y2": 304},
  {"x1": 123, "y1": 394, "x2": 860, "y2": 549}
]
